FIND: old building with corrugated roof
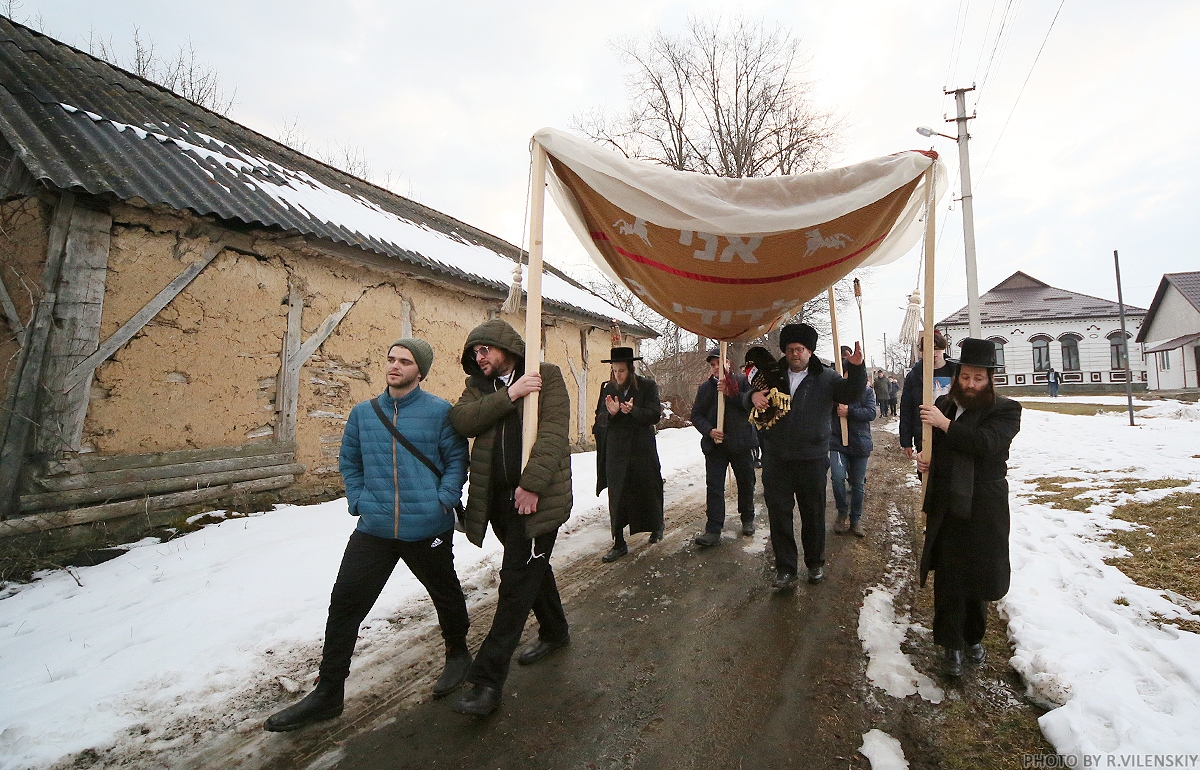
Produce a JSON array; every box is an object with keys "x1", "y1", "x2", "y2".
[
  {"x1": 0, "y1": 18, "x2": 651, "y2": 547},
  {"x1": 937, "y1": 271, "x2": 1146, "y2": 393}
]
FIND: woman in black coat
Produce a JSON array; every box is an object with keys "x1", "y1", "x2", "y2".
[{"x1": 593, "y1": 347, "x2": 664, "y2": 562}]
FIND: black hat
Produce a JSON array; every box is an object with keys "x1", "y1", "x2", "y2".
[
  {"x1": 705, "y1": 347, "x2": 721, "y2": 361},
  {"x1": 947, "y1": 337, "x2": 999, "y2": 369},
  {"x1": 602, "y1": 346, "x2": 642, "y2": 364},
  {"x1": 779, "y1": 323, "x2": 818, "y2": 352}
]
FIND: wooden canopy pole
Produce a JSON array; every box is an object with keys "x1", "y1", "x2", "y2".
[
  {"x1": 714, "y1": 340, "x2": 727, "y2": 443},
  {"x1": 827, "y1": 287, "x2": 849, "y2": 446},
  {"x1": 920, "y1": 165, "x2": 938, "y2": 502},
  {"x1": 521, "y1": 141, "x2": 548, "y2": 469}
]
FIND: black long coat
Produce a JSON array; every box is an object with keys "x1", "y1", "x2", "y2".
[
  {"x1": 919, "y1": 394, "x2": 1022, "y2": 601},
  {"x1": 593, "y1": 375, "x2": 664, "y2": 534}
]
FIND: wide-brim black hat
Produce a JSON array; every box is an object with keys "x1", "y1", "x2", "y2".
[
  {"x1": 602, "y1": 346, "x2": 642, "y2": 363},
  {"x1": 946, "y1": 337, "x2": 1000, "y2": 369}
]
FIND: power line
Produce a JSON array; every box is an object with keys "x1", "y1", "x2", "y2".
[{"x1": 975, "y1": 0, "x2": 1068, "y2": 188}]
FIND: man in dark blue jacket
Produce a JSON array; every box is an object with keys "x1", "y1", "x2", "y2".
[
  {"x1": 751, "y1": 323, "x2": 867, "y2": 589},
  {"x1": 900, "y1": 330, "x2": 953, "y2": 461},
  {"x1": 265, "y1": 338, "x2": 470, "y2": 732},
  {"x1": 830, "y1": 346, "x2": 876, "y2": 538},
  {"x1": 691, "y1": 348, "x2": 757, "y2": 546}
]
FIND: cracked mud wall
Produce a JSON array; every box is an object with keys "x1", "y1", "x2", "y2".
[
  {"x1": 73, "y1": 203, "x2": 639, "y2": 503},
  {"x1": 0, "y1": 198, "x2": 50, "y2": 411}
]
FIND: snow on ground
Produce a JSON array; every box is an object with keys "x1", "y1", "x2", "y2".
[
  {"x1": 859, "y1": 729, "x2": 910, "y2": 770},
  {"x1": 1002, "y1": 399, "x2": 1200, "y2": 757},
  {"x1": 857, "y1": 504, "x2": 943, "y2": 704},
  {"x1": 0, "y1": 428, "x2": 707, "y2": 770}
]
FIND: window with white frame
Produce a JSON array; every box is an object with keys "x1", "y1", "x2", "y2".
[{"x1": 1059, "y1": 334, "x2": 1082, "y2": 371}]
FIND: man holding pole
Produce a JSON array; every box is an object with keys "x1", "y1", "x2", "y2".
[
  {"x1": 916, "y1": 338, "x2": 1021, "y2": 677},
  {"x1": 751, "y1": 323, "x2": 866, "y2": 589},
  {"x1": 691, "y1": 347, "x2": 757, "y2": 546},
  {"x1": 448, "y1": 319, "x2": 572, "y2": 716}
]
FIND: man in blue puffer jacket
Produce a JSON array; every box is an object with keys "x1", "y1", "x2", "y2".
[{"x1": 265, "y1": 338, "x2": 470, "y2": 732}]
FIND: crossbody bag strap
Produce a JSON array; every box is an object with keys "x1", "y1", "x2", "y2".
[{"x1": 370, "y1": 397, "x2": 443, "y2": 479}]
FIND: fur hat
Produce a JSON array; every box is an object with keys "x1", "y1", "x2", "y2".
[
  {"x1": 389, "y1": 337, "x2": 434, "y2": 379},
  {"x1": 779, "y1": 323, "x2": 818, "y2": 353}
]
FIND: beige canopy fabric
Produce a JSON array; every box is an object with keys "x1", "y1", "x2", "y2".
[{"x1": 536, "y1": 128, "x2": 947, "y2": 342}]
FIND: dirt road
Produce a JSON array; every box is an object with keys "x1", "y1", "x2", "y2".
[{"x1": 190, "y1": 427, "x2": 1050, "y2": 770}]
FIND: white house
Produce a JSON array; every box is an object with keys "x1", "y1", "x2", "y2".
[
  {"x1": 1135, "y1": 272, "x2": 1200, "y2": 391},
  {"x1": 938, "y1": 272, "x2": 1147, "y2": 392}
]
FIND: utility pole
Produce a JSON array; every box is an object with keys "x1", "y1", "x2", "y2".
[
  {"x1": 947, "y1": 85, "x2": 981, "y2": 339},
  {"x1": 1114, "y1": 250, "x2": 1136, "y2": 426}
]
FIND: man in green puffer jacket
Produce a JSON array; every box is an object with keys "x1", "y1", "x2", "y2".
[
  {"x1": 265, "y1": 338, "x2": 470, "y2": 732},
  {"x1": 448, "y1": 319, "x2": 572, "y2": 716}
]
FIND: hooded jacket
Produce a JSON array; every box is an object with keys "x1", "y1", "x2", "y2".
[
  {"x1": 449, "y1": 319, "x2": 573, "y2": 546},
  {"x1": 340, "y1": 386, "x2": 469, "y2": 541}
]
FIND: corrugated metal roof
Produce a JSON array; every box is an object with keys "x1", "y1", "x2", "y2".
[
  {"x1": 0, "y1": 18, "x2": 650, "y2": 334},
  {"x1": 939, "y1": 271, "x2": 1145, "y2": 326}
]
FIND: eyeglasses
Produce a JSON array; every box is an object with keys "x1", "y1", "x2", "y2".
[{"x1": 473, "y1": 345, "x2": 490, "y2": 358}]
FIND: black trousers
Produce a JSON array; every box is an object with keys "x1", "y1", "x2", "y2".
[
  {"x1": 762, "y1": 455, "x2": 828, "y2": 572},
  {"x1": 319, "y1": 529, "x2": 469, "y2": 682},
  {"x1": 468, "y1": 496, "x2": 569, "y2": 690},
  {"x1": 932, "y1": 573, "x2": 989, "y2": 650},
  {"x1": 703, "y1": 447, "x2": 756, "y2": 534}
]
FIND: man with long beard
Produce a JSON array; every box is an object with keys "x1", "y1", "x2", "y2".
[{"x1": 916, "y1": 337, "x2": 1022, "y2": 678}]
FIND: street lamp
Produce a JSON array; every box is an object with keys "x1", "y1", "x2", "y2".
[{"x1": 916, "y1": 86, "x2": 981, "y2": 339}]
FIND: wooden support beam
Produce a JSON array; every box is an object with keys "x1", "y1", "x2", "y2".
[
  {"x1": 0, "y1": 474, "x2": 296, "y2": 538},
  {"x1": 68, "y1": 440, "x2": 296, "y2": 475},
  {"x1": 274, "y1": 279, "x2": 303, "y2": 444},
  {"x1": 31, "y1": 452, "x2": 298, "y2": 493},
  {"x1": 37, "y1": 207, "x2": 112, "y2": 455},
  {"x1": 0, "y1": 192, "x2": 75, "y2": 518},
  {"x1": 276, "y1": 285, "x2": 361, "y2": 443},
  {"x1": 0, "y1": 267, "x2": 24, "y2": 346},
  {"x1": 20, "y1": 462, "x2": 305, "y2": 512},
  {"x1": 401, "y1": 298, "x2": 413, "y2": 338},
  {"x1": 60, "y1": 238, "x2": 226, "y2": 393}
]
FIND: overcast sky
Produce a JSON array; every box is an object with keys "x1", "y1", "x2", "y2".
[{"x1": 20, "y1": 0, "x2": 1200, "y2": 362}]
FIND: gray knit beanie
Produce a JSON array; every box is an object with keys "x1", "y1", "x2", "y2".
[{"x1": 389, "y1": 338, "x2": 434, "y2": 379}]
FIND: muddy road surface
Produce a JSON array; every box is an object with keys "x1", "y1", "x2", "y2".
[{"x1": 180, "y1": 428, "x2": 1050, "y2": 770}]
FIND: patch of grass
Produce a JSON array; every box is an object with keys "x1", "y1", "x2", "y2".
[
  {"x1": 1105, "y1": 491, "x2": 1200, "y2": 609},
  {"x1": 1114, "y1": 596, "x2": 1129, "y2": 606},
  {"x1": 1150, "y1": 612, "x2": 1200, "y2": 635},
  {"x1": 1109, "y1": 478, "x2": 1192, "y2": 494},
  {"x1": 1028, "y1": 476, "x2": 1094, "y2": 511},
  {"x1": 1020, "y1": 402, "x2": 1150, "y2": 416}
]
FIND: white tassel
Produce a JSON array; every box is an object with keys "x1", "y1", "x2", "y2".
[
  {"x1": 500, "y1": 262, "x2": 523, "y2": 314},
  {"x1": 898, "y1": 289, "x2": 922, "y2": 346}
]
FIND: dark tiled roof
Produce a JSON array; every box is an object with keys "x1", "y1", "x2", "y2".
[
  {"x1": 939, "y1": 271, "x2": 1145, "y2": 326},
  {"x1": 0, "y1": 18, "x2": 649, "y2": 334},
  {"x1": 1135, "y1": 271, "x2": 1200, "y2": 342}
]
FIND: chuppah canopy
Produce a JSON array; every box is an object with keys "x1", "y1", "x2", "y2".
[{"x1": 535, "y1": 127, "x2": 948, "y2": 342}]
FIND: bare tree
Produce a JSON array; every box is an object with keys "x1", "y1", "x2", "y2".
[
  {"x1": 575, "y1": 14, "x2": 848, "y2": 364},
  {"x1": 85, "y1": 27, "x2": 237, "y2": 115},
  {"x1": 576, "y1": 14, "x2": 839, "y2": 177}
]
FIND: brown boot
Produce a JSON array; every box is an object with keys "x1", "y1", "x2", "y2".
[
  {"x1": 851, "y1": 521, "x2": 865, "y2": 538},
  {"x1": 833, "y1": 515, "x2": 850, "y2": 534}
]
